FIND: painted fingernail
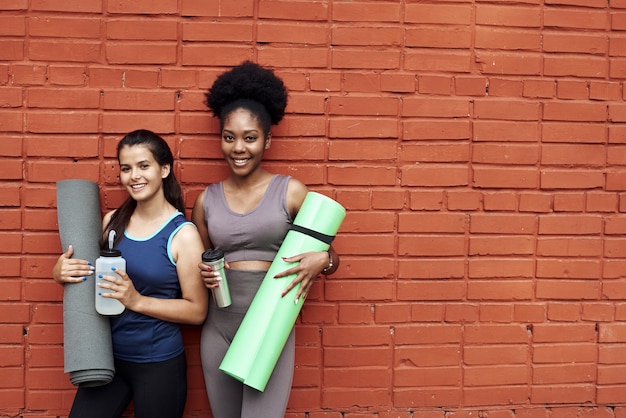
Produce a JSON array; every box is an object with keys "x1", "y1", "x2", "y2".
[
  {"x1": 87, "y1": 262, "x2": 92, "y2": 266},
  {"x1": 82, "y1": 277, "x2": 87, "y2": 281},
  {"x1": 98, "y1": 274, "x2": 103, "y2": 279},
  {"x1": 98, "y1": 292, "x2": 102, "y2": 296},
  {"x1": 111, "y1": 267, "x2": 116, "y2": 271}
]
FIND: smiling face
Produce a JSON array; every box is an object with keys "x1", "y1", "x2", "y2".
[
  {"x1": 221, "y1": 107, "x2": 271, "y2": 178},
  {"x1": 118, "y1": 144, "x2": 170, "y2": 202}
]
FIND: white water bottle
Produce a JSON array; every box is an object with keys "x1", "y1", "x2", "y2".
[{"x1": 95, "y1": 230, "x2": 126, "y2": 316}]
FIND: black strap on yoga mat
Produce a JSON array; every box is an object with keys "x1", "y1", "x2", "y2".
[{"x1": 289, "y1": 223, "x2": 335, "y2": 245}]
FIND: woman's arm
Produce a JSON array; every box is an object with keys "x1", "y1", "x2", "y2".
[
  {"x1": 191, "y1": 190, "x2": 212, "y2": 250},
  {"x1": 99, "y1": 223, "x2": 209, "y2": 325},
  {"x1": 275, "y1": 178, "x2": 341, "y2": 302}
]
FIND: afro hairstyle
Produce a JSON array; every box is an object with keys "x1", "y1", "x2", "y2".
[{"x1": 205, "y1": 61, "x2": 288, "y2": 126}]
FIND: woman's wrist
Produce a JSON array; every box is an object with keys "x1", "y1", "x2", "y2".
[{"x1": 321, "y1": 251, "x2": 333, "y2": 275}]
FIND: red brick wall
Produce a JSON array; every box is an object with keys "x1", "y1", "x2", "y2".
[{"x1": 2, "y1": 0, "x2": 626, "y2": 417}]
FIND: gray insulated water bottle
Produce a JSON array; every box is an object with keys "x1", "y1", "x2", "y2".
[{"x1": 202, "y1": 248, "x2": 231, "y2": 308}]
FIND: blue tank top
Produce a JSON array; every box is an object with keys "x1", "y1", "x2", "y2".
[
  {"x1": 110, "y1": 212, "x2": 191, "y2": 363},
  {"x1": 202, "y1": 175, "x2": 293, "y2": 263}
]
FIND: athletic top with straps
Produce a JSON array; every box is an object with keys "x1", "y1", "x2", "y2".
[
  {"x1": 110, "y1": 212, "x2": 191, "y2": 363},
  {"x1": 201, "y1": 175, "x2": 293, "y2": 263}
]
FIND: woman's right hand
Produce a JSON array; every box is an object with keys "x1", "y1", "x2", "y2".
[
  {"x1": 198, "y1": 261, "x2": 224, "y2": 289},
  {"x1": 52, "y1": 245, "x2": 95, "y2": 284}
]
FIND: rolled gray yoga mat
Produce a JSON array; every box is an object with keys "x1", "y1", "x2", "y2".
[{"x1": 56, "y1": 180, "x2": 115, "y2": 387}]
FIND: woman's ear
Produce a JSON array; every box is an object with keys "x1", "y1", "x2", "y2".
[
  {"x1": 161, "y1": 164, "x2": 171, "y2": 179},
  {"x1": 265, "y1": 133, "x2": 272, "y2": 150}
]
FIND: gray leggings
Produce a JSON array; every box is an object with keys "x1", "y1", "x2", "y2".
[{"x1": 201, "y1": 269, "x2": 295, "y2": 418}]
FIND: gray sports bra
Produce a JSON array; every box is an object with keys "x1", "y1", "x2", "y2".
[{"x1": 202, "y1": 175, "x2": 293, "y2": 263}]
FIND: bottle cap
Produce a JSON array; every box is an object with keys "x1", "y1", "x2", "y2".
[
  {"x1": 202, "y1": 248, "x2": 224, "y2": 262},
  {"x1": 101, "y1": 230, "x2": 122, "y2": 257},
  {"x1": 100, "y1": 248, "x2": 122, "y2": 257}
]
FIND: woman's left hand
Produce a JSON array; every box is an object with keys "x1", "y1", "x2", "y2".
[
  {"x1": 274, "y1": 251, "x2": 329, "y2": 303},
  {"x1": 97, "y1": 267, "x2": 140, "y2": 310}
]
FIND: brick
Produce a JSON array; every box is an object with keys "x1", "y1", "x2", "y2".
[
  {"x1": 29, "y1": 40, "x2": 101, "y2": 63},
  {"x1": 544, "y1": 8, "x2": 608, "y2": 30},
  {"x1": 476, "y1": 4, "x2": 541, "y2": 27},
  {"x1": 455, "y1": 76, "x2": 489, "y2": 96},
  {"x1": 25, "y1": 161, "x2": 99, "y2": 183},
  {"x1": 29, "y1": 16, "x2": 101, "y2": 38},
  {"x1": 483, "y1": 192, "x2": 517, "y2": 211},
  {"x1": 406, "y1": 27, "x2": 472, "y2": 49},
  {"x1": 544, "y1": 32, "x2": 608, "y2": 55},
  {"x1": 400, "y1": 143, "x2": 469, "y2": 164},
  {"x1": 518, "y1": 192, "x2": 552, "y2": 212},
  {"x1": 31, "y1": 0, "x2": 101, "y2": 13},
  {"x1": 469, "y1": 257, "x2": 535, "y2": 278},
  {"x1": 48, "y1": 65, "x2": 88, "y2": 86},
  {"x1": 475, "y1": 28, "x2": 540, "y2": 51},
  {"x1": 405, "y1": 50, "x2": 472, "y2": 73},
  {"x1": 556, "y1": 80, "x2": 590, "y2": 100},
  {"x1": 445, "y1": 304, "x2": 479, "y2": 323},
  {"x1": 398, "y1": 258, "x2": 464, "y2": 280},
  {"x1": 523, "y1": 79, "x2": 555, "y2": 98},
  {"x1": 534, "y1": 363, "x2": 596, "y2": 385},
  {"x1": 404, "y1": 119, "x2": 470, "y2": 140},
  {"x1": 464, "y1": 345, "x2": 528, "y2": 366},
  {"x1": 531, "y1": 384, "x2": 595, "y2": 404},
  {"x1": 332, "y1": 48, "x2": 399, "y2": 70},
  {"x1": 467, "y1": 280, "x2": 534, "y2": 301},
  {"x1": 475, "y1": 52, "x2": 541, "y2": 75},
  {"x1": 470, "y1": 236, "x2": 535, "y2": 256},
  {"x1": 418, "y1": 75, "x2": 453, "y2": 95},
  {"x1": 256, "y1": 21, "x2": 326, "y2": 45},
  {"x1": 396, "y1": 280, "x2": 465, "y2": 301},
  {"x1": 406, "y1": 3, "x2": 472, "y2": 25},
  {"x1": 473, "y1": 143, "x2": 538, "y2": 165},
  {"x1": 541, "y1": 169, "x2": 605, "y2": 190},
  {"x1": 488, "y1": 77, "x2": 525, "y2": 97},
  {"x1": 331, "y1": 3, "x2": 400, "y2": 22},
  {"x1": 393, "y1": 387, "x2": 460, "y2": 408},
  {"x1": 464, "y1": 364, "x2": 527, "y2": 386},
  {"x1": 402, "y1": 164, "x2": 468, "y2": 187},
  {"x1": 102, "y1": 112, "x2": 175, "y2": 134},
  {"x1": 545, "y1": 55, "x2": 608, "y2": 78},
  {"x1": 108, "y1": 19, "x2": 177, "y2": 40},
  {"x1": 107, "y1": 0, "x2": 177, "y2": 14},
  {"x1": 26, "y1": 112, "x2": 99, "y2": 134},
  {"x1": 470, "y1": 213, "x2": 536, "y2": 234},
  {"x1": 398, "y1": 213, "x2": 466, "y2": 233},
  {"x1": 28, "y1": 88, "x2": 100, "y2": 109},
  {"x1": 0, "y1": 40, "x2": 23, "y2": 60},
  {"x1": 329, "y1": 96, "x2": 398, "y2": 116},
  {"x1": 0, "y1": 16, "x2": 26, "y2": 36},
  {"x1": 542, "y1": 144, "x2": 606, "y2": 166},
  {"x1": 537, "y1": 237, "x2": 602, "y2": 257},
  {"x1": 11, "y1": 64, "x2": 47, "y2": 86},
  {"x1": 473, "y1": 166, "x2": 539, "y2": 189},
  {"x1": 261, "y1": 47, "x2": 330, "y2": 69},
  {"x1": 102, "y1": 90, "x2": 175, "y2": 111},
  {"x1": 25, "y1": 136, "x2": 99, "y2": 158},
  {"x1": 106, "y1": 42, "x2": 177, "y2": 65},
  {"x1": 536, "y1": 279, "x2": 601, "y2": 300},
  {"x1": 474, "y1": 121, "x2": 539, "y2": 142}
]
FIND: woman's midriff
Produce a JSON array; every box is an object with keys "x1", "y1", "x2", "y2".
[{"x1": 227, "y1": 260, "x2": 272, "y2": 270}]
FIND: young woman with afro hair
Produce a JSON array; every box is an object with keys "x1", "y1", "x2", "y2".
[{"x1": 191, "y1": 61, "x2": 339, "y2": 417}]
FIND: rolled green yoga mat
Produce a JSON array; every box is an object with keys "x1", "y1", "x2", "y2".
[
  {"x1": 219, "y1": 192, "x2": 346, "y2": 391},
  {"x1": 56, "y1": 180, "x2": 115, "y2": 387}
]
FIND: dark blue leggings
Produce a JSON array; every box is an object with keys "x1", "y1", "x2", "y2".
[{"x1": 69, "y1": 352, "x2": 187, "y2": 418}]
